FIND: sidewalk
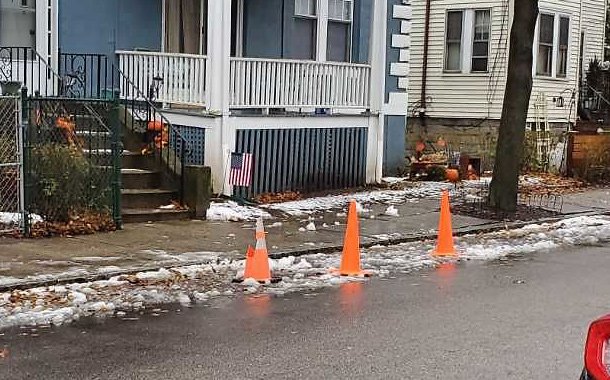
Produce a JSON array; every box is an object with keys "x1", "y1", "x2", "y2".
[{"x1": 0, "y1": 185, "x2": 608, "y2": 289}]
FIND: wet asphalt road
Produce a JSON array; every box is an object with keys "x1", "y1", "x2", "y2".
[{"x1": 1, "y1": 246, "x2": 609, "y2": 379}]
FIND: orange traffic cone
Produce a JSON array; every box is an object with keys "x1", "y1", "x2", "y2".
[
  {"x1": 333, "y1": 200, "x2": 370, "y2": 276},
  {"x1": 243, "y1": 218, "x2": 271, "y2": 282},
  {"x1": 432, "y1": 190, "x2": 457, "y2": 257}
]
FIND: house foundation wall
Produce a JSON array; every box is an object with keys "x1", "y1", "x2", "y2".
[{"x1": 407, "y1": 117, "x2": 570, "y2": 172}]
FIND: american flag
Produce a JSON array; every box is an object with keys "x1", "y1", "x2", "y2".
[{"x1": 229, "y1": 152, "x2": 253, "y2": 187}]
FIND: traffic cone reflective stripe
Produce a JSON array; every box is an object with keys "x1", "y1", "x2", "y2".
[
  {"x1": 243, "y1": 218, "x2": 271, "y2": 282},
  {"x1": 333, "y1": 200, "x2": 369, "y2": 276},
  {"x1": 432, "y1": 190, "x2": 457, "y2": 257}
]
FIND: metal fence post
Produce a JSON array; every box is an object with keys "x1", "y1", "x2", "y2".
[
  {"x1": 111, "y1": 98, "x2": 123, "y2": 229},
  {"x1": 20, "y1": 87, "x2": 30, "y2": 236}
]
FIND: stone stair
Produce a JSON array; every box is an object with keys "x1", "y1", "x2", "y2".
[
  {"x1": 119, "y1": 131, "x2": 191, "y2": 223},
  {"x1": 74, "y1": 111, "x2": 191, "y2": 223}
]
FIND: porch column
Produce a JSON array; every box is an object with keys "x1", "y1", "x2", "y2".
[
  {"x1": 207, "y1": 0, "x2": 232, "y2": 114},
  {"x1": 368, "y1": 0, "x2": 387, "y2": 182},
  {"x1": 206, "y1": 0, "x2": 234, "y2": 195},
  {"x1": 316, "y1": 0, "x2": 329, "y2": 61}
]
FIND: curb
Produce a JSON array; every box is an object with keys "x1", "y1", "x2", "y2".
[{"x1": 1, "y1": 210, "x2": 607, "y2": 293}]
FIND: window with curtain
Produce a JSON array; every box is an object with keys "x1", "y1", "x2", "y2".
[
  {"x1": 537, "y1": 14, "x2": 554, "y2": 76},
  {"x1": 165, "y1": 0, "x2": 204, "y2": 55},
  {"x1": 445, "y1": 11, "x2": 463, "y2": 71},
  {"x1": 557, "y1": 16, "x2": 569, "y2": 78},
  {"x1": 471, "y1": 9, "x2": 490, "y2": 72},
  {"x1": 0, "y1": 0, "x2": 36, "y2": 50}
]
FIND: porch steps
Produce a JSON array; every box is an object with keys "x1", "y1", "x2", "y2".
[
  {"x1": 119, "y1": 149, "x2": 190, "y2": 223},
  {"x1": 121, "y1": 188, "x2": 177, "y2": 209},
  {"x1": 121, "y1": 208, "x2": 191, "y2": 223}
]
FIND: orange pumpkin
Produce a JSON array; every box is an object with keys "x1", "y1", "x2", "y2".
[
  {"x1": 445, "y1": 168, "x2": 460, "y2": 183},
  {"x1": 147, "y1": 120, "x2": 164, "y2": 132}
]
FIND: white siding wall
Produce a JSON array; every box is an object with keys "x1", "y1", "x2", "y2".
[
  {"x1": 408, "y1": 0, "x2": 606, "y2": 124},
  {"x1": 529, "y1": 0, "x2": 581, "y2": 124},
  {"x1": 409, "y1": 0, "x2": 509, "y2": 120},
  {"x1": 581, "y1": 0, "x2": 606, "y2": 66}
]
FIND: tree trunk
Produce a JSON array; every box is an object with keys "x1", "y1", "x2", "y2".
[{"x1": 489, "y1": 0, "x2": 539, "y2": 211}]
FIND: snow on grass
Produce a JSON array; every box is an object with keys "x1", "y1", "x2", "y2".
[
  {"x1": 206, "y1": 201, "x2": 271, "y2": 222},
  {"x1": 0, "y1": 215, "x2": 608, "y2": 330},
  {"x1": 0, "y1": 212, "x2": 42, "y2": 226},
  {"x1": 203, "y1": 180, "x2": 490, "y2": 221},
  {"x1": 261, "y1": 181, "x2": 492, "y2": 216}
]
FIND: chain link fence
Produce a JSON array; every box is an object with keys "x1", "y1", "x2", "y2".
[
  {"x1": 0, "y1": 96, "x2": 23, "y2": 233},
  {"x1": 24, "y1": 98, "x2": 121, "y2": 234}
]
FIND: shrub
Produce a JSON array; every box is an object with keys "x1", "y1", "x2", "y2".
[{"x1": 28, "y1": 144, "x2": 112, "y2": 222}]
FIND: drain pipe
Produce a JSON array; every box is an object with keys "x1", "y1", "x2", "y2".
[{"x1": 420, "y1": 0, "x2": 431, "y2": 120}]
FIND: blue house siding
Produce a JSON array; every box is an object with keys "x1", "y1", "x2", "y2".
[
  {"x1": 352, "y1": 0, "x2": 372, "y2": 64},
  {"x1": 58, "y1": 0, "x2": 162, "y2": 58},
  {"x1": 242, "y1": 0, "x2": 372, "y2": 62},
  {"x1": 383, "y1": 0, "x2": 408, "y2": 175}
]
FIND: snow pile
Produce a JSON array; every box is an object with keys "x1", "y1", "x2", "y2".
[
  {"x1": 262, "y1": 184, "x2": 454, "y2": 216},
  {"x1": 461, "y1": 215, "x2": 610, "y2": 260},
  {"x1": 0, "y1": 212, "x2": 43, "y2": 226},
  {"x1": 261, "y1": 180, "x2": 492, "y2": 217},
  {"x1": 206, "y1": 201, "x2": 271, "y2": 222}
]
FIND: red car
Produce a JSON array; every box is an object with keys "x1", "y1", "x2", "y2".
[{"x1": 582, "y1": 314, "x2": 610, "y2": 379}]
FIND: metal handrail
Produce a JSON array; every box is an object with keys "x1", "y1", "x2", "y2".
[
  {"x1": 114, "y1": 66, "x2": 192, "y2": 155},
  {"x1": 585, "y1": 84, "x2": 610, "y2": 109}
]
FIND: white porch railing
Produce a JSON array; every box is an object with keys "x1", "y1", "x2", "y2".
[
  {"x1": 229, "y1": 58, "x2": 371, "y2": 109},
  {"x1": 116, "y1": 51, "x2": 207, "y2": 106}
]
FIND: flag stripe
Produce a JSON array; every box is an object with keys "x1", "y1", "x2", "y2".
[{"x1": 229, "y1": 152, "x2": 253, "y2": 187}]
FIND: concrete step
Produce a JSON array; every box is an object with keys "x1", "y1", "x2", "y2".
[
  {"x1": 121, "y1": 208, "x2": 191, "y2": 223},
  {"x1": 121, "y1": 188, "x2": 177, "y2": 209},
  {"x1": 121, "y1": 168, "x2": 160, "y2": 189},
  {"x1": 86, "y1": 150, "x2": 146, "y2": 168},
  {"x1": 74, "y1": 130, "x2": 112, "y2": 150}
]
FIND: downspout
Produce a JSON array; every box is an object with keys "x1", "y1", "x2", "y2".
[{"x1": 420, "y1": 0, "x2": 431, "y2": 122}]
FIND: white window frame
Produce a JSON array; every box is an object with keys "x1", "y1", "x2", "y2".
[
  {"x1": 295, "y1": 0, "x2": 317, "y2": 18},
  {"x1": 328, "y1": 0, "x2": 352, "y2": 22},
  {"x1": 533, "y1": 11, "x2": 571, "y2": 79},
  {"x1": 443, "y1": 8, "x2": 491, "y2": 74}
]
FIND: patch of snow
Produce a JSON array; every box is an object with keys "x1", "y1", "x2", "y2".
[
  {"x1": 305, "y1": 222, "x2": 316, "y2": 231},
  {"x1": 0, "y1": 213, "x2": 42, "y2": 225},
  {"x1": 242, "y1": 278, "x2": 261, "y2": 287},
  {"x1": 381, "y1": 177, "x2": 408, "y2": 184},
  {"x1": 206, "y1": 201, "x2": 271, "y2": 222},
  {"x1": 385, "y1": 205, "x2": 399, "y2": 217},
  {"x1": 261, "y1": 183, "x2": 462, "y2": 216},
  {"x1": 355, "y1": 202, "x2": 370, "y2": 214}
]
